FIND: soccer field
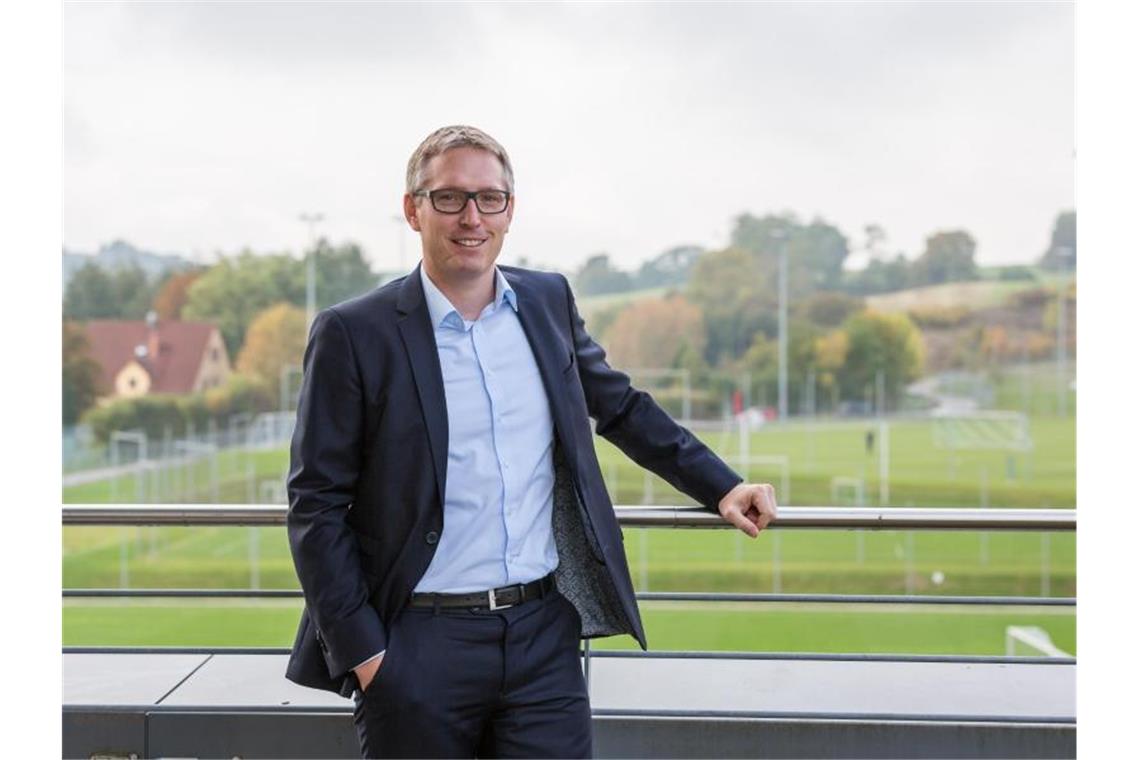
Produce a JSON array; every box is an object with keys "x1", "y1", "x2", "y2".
[
  {"x1": 64, "y1": 416, "x2": 1075, "y2": 509},
  {"x1": 63, "y1": 415, "x2": 1075, "y2": 654},
  {"x1": 63, "y1": 598, "x2": 1075, "y2": 657}
]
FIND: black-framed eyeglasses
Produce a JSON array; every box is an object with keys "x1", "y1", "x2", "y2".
[{"x1": 413, "y1": 188, "x2": 511, "y2": 214}]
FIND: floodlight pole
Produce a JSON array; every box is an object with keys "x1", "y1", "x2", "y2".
[
  {"x1": 770, "y1": 229, "x2": 789, "y2": 422},
  {"x1": 299, "y1": 212, "x2": 325, "y2": 329},
  {"x1": 1053, "y1": 250, "x2": 1071, "y2": 418}
]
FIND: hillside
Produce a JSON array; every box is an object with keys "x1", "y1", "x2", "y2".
[
  {"x1": 866, "y1": 279, "x2": 1038, "y2": 313},
  {"x1": 577, "y1": 285, "x2": 670, "y2": 323}
]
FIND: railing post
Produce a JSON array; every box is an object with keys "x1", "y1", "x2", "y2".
[{"x1": 582, "y1": 638, "x2": 591, "y2": 694}]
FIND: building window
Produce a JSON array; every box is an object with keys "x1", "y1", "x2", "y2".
[{"x1": 211, "y1": 348, "x2": 219, "y2": 362}]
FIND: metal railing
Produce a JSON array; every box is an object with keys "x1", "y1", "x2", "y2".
[
  {"x1": 63, "y1": 503, "x2": 1075, "y2": 530},
  {"x1": 63, "y1": 505, "x2": 1076, "y2": 660},
  {"x1": 63, "y1": 503, "x2": 1076, "y2": 759}
]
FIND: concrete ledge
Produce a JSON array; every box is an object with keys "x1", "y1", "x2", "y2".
[{"x1": 63, "y1": 652, "x2": 1075, "y2": 759}]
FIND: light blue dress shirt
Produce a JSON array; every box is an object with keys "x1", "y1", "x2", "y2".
[{"x1": 413, "y1": 266, "x2": 559, "y2": 594}]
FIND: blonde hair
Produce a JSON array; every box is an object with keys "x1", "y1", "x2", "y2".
[{"x1": 405, "y1": 125, "x2": 515, "y2": 195}]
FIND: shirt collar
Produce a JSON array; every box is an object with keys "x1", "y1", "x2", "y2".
[{"x1": 419, "y1": 265, "x2": 518, "y2": 330}]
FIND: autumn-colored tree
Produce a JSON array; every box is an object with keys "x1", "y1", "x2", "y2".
[
  {"x1": 152, "y1": 269, "x2": 204, "y2": 320},
  {"x1": 980, "y1": 325, "x2": 1010, "y2": 362},
  {"x1": 602, "y1": 295, "x2": 706, "y2": 372},
  {"x1": 813, "y1": 329, "x2": 849, "y2": 409},
  {"x1": 63, "y1": 321, "x2": 104, "y2": 425},
  {"x1": 235, "y1": 303, "x2": 308, "y2": 407}
]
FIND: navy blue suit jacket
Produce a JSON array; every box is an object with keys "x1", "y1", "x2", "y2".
[{"x1": 285, "y1": 265, "x2": 741, "y2": 696}]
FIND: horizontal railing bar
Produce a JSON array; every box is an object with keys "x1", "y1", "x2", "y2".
[
  {"x1": 640, "y1": 592, "x2": 1076, "y2": 606},
  {"x1": 579, "y1": 650, "x2": 1075, "y2": 665},
  {"x1": 62, "y1": 645, "x2": 1074, "y2": 665},
  {"x1": 62, "y1": 588, "x2": 1076, "y2": 607},
  {"x1": 588, "y1": 708, "x2": 1076, "y2": 725},
  {"x1": 65, "y1": 589, "x2": 303, "y2": 598},
  {"x1": 58, "y1": 703, "x2": 1076, "y2": 725},
  {"x1": 63, "y1": 504, "x2": 1076, "y2": 530}
]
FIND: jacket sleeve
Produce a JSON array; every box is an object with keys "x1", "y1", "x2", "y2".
[
  {"x1": 286, "y1": 308, "x2": 387, "y2": 683},
  {"x1": 562, "y1": 276, "x2": 742, "y2": 510}
]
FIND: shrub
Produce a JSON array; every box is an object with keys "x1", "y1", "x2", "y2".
[
  {"x1": 906, "y1": 305, "x2": 970, "y2": 328},
  {"x1": 80, "y1": 374, "x2": 277, "y2": 445},
  {"x1": 81, "y1": 395, "x2": 188, "y2": 444},
  {"x1": 997, "y1": 266, "x2": 1037, "y2": 282}
]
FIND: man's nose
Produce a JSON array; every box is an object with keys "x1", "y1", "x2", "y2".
[{"x1": 458, "y1": 197, "x2": 482, "y2": 226}]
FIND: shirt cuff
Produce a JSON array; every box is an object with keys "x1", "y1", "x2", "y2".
[{"x1": 352, "y1": 650, "x2": 385, "y2": 671}]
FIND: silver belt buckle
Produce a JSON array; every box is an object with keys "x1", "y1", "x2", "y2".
[{"x1": 488, "y1": 588, "x2": 512, "y2": 610}]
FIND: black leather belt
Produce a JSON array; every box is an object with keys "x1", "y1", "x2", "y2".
[{"x1": 409, "y1": 573, "x2": 556, "y2": 610}]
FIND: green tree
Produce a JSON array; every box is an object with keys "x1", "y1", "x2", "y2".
[
  {"x1": 796, "y1": 291, "x2": 865, "y2": 328},
  {"x1": 63, "y1": 321, "x2": 103, "y2": 425},
  {"x1": 1039, "y1": 210, "x2": 1076, "y2": 271},
  {"x1": 183, "y1": 251, "x2": 306, "y2": 356},
  {"x1": 634, "y1": 245, "x2": 703, "y2": 289},
  {"x1": 738, "y1": 319, "x2": 823, "y2": 413},
  {"x1": 63, "y1": 262, "x2": 160, "y2": 320},
  {"x1": 843, "y1": 254, "x2": 911, "y2": 295},
  {"x1": 730, "y1": 212, "x2": 850, "y2": 298},
  {"x1": 573, "y1": 253, "x2": 632, "y2": 296},
  {"x1": 686, "y1": 247, "x2": 772, "y2": 366},
  {"x1": 838, "y1": 310, "x2": 925, "y2": 410},
  {"x1": 63, "y1": 262, "x2": 118, "y2": 319},
  {"x1": 313, "y1": 240, "x2": 378, "y2": 307},
  {"x1": 911, "y1": 230, "x2": 979, "y2": 286},
  {"x1": 113, "y1": 264, "x2": 158, "y2": 319},
  {"x1": 182, "y1": 241, "x2": 376, "y2": 357}
]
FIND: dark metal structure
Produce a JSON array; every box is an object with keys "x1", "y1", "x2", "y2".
[{"x1": 63, "y1": 505, "x2": 1076, "y2": 759}]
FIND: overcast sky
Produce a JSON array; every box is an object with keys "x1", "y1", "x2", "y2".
[{"x1": 63, "y1": 1, "x2": 1074, "y2": 274}]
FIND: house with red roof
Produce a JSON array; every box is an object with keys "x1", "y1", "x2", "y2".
[{"x1": 83, "y1": 313, "x2": 232, "y2": 401}]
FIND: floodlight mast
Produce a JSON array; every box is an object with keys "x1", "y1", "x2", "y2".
[
  {"x1": 299, "y1": 212, "x2": 325, "y2": 329},
  {"x1": 769, "y1": 228, "x2": 789, "y2": 422},
  {"x1": 1053, "y1": 248, "x2": 1072, "y2": 418}
]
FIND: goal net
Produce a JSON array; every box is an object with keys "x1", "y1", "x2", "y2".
[
  {"x1": 932, "y1": 411, "x2": 1033, "y2": 452},
  {"x1": 1005, "y1": 626, "x2": 1070, "y2": 658}
]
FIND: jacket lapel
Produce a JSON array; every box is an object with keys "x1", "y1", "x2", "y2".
[
  {"x1": 506, "y1": 271, "x2": 579, "y2": 468},
  {"x1": 395, "y1": 265, "x2": 449, "y2": 507}
]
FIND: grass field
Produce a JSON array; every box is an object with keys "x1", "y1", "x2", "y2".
[
  {"x1": 63, "y1": 399, "x2": 1075, "y2": 656},
  {"x1": 63, "y1": 598, "x2": 1075, "y2": 657},
  {"x1": 64, "y1": 415, "x2": 1075, "y2": 509}
]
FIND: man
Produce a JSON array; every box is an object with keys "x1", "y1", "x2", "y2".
[{"x1": 286, "y1": 125, "x2": 778, "y2": 758}]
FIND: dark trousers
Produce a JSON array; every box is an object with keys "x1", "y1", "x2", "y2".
[{"x1": 352, "y1": 588, "x2": 592, "y2": 759}]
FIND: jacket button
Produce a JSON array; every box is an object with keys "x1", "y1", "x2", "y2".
[{"x1": 425, "y1": 530, "x2": 439, "y2": 545}]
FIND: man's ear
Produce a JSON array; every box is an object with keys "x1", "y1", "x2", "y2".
[
  {"x1": 504, "y1": 195, "x2": 515, "y2": 233},
  {"x1": 403, "y1": 194, "x2": 422, "y2": 232}
]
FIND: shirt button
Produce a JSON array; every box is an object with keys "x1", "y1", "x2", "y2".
[{"x1": 425, "y1": 531, "x2": 439, "y2": 545}]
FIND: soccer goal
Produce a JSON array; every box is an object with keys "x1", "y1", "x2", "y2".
[
  {"x1": 728, "y1": 454, "x2": 791, "y2": 507},
  {"x1": 932, "y1": 411, "x2": 1033, "y2": 452},
  {"x1": 1005, "y1": 626, "x2": 1071, "y2": 658},
  {"x1": 830, "y1": 476, "x2": 866, "y2": 507}
]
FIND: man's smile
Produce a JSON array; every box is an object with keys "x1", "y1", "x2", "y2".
[{"x1": 452, "y1": 237, "x2": 488, "y2": 248}]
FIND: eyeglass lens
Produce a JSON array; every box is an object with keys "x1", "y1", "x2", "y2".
[{"x1": 431, "y1": 189, "x2": 509, "y2": 214}]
